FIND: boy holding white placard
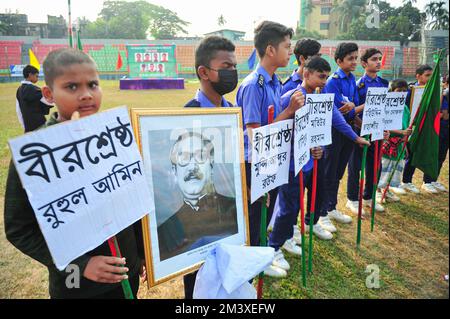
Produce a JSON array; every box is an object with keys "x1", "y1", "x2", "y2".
[
  {"x1": 4, "y1": 48, "x2": 145, "y2": 299},
  {"x1": 346, "y1": 48, "x2": 389, "y2": 215}
]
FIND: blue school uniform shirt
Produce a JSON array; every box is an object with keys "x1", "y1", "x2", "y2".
[
  {"x1": 356, "y1": 74, "x2": 389, "y2": 120},
  {"x1": 281, "y1": 69, "x2": 303, "y2": 96},
  {"x1": 280, "y1": 85, "x2": 358, "y2": 173},
  {"x1": 356, "y1": 74, "x2": 389, "y2": 106},
  {"x1": 184, "y1": 89, "x2": 234, "y2": 108},
  {"x1": 236, "y1": 64, "x2": 283, "y2": 162},
  {"x1": 441, "y1": 92, "x2": 448, "y2": 126},
  {"x1": 324, "y1": 68, "x2": 359, "y2": 122}
]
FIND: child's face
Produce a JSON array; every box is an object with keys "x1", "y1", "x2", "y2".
[
  {"x1": 363, "y1": 53, "x2": 382, "y2": 73},
  {"x1": 43, "y1": 63, "x2": 102, "y2": 122},
  {"x1": 337, "y1": 51, "x2": 358, "y2": 72},
  {"x1": 304, "y1": 69, "x2": 329, "y2": 90},
  {"x1": 269, "y1": 36, "x2": 292, "y2": 68},
  {"x1": 28, "y1": 73, "x2": 39, "y2": 83},
  {"x1": 198, "y1": 50, "x2": 237, "y2": 83},
  {"x1": 416, "y1": 70, "x2": 432, "y2": 85},
  {"x1": 394, "y1": 87, "x2": 408, "y2": 92}
]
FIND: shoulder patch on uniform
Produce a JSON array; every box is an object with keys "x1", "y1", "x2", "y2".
[
  {"x1": 358, "y1": 82, "x2": 365, "y2": 89},
  {"x1": 258, "y1": 74, "x2": 264, "y2": 87},
  {"x1": 332, "y1": 73, "x2": 339, "y2": 79}
]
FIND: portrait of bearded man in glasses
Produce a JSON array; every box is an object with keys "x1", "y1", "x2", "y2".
[{"x1": 157, "y1": 131, "x2": 238, "y2": 261}]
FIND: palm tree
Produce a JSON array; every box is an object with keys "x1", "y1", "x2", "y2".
[
  {"x1": 331, "y1": 0, "x2": 366, "y2": 33},
  {"x1": 425, "y1": 1, "x2": 449, "y2": 30}
]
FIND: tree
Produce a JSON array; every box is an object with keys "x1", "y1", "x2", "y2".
[
  {"x1": 294, "y1": 27, "x2": 324, "y2": 40},
  {"x1": 147, "y1": 6, "x2": 189, "y2": 39},
  {"x1": 425, "y1": 0, "x2": 449, "y2": 30},
  {"x1": 83, "y1": 0, "x2": 189, "y2": 39},
  {"x1": 331, "y1": 0, "x2": 366, "y2": 33}
]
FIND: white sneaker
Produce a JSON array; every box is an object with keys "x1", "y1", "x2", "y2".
[
  {"x1": 421, "y1": 183, "x2": 438, "y2": 194},
  {"x1": 378, "y1": 189, "x2": 400, "y2": 203},
  {"x1": 346, "y1": 200, "x2": 366, "y2": 216},
  {"x1": 318, "y1": 215, "x2": 337, "y2": 233},
  {"x1": 272, "y1": 249, "x2": 290, "y2": 271},
  {"x1": 292, "y1": 225, "x2": 302, "y2": 245},
  {"x1": 431, "y1": 182, "x2": 447, "y2": 192},
  {"x1": 400, "y1": 183, "x2": 420, "y2": 194},
  {"x1": 312, "y1": 223, "x2": 333, "y2": 240},
  {"x1": 282, "y1": 238, "x2": 302, "y2": 256},
  {"x1": 264, "y1": 264, "x2": 287, "y2": 278},
  {"x1": 328, "y1": 209, "x2": 352, "y2": 224},
  {"x1": 363, "y1": 199, "x2": 385, "y2": 212},
  {"x1": 390, "y1": 186, "x2": 407, "y2": 195}
]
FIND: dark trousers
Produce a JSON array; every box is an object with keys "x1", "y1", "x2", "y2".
[
  {"x1": 183, "y1": 271, "x2": 197, "y2": 299},
  {"x1": 184, "y1": 162, "x2": 279, "y2": 299},
  {"x1": 268, "y1": 160, "x2": 325, "y2": 250},
  {"x1": 83, "y1": 274, "x2": 140, "y2": 299},
  {"x1": 423, "y1": 122, "x2": 449, "y2": 183},
  {"x1": 347, "y1": 141, "x2": 378, "y2": 201},
  {"x1": 323, "y1": 128, "x2": 355, "y2": 212}
]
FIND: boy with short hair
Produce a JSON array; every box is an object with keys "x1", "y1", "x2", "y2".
[
  {"x1": 346, "y1": 48, "x2": 389, "y2": 215},
  {"x1": 236, "y1": 21, "x2": 304, "y2": 278},
  {"x1": 281, "y1": 38, "x2": 322, "y2": 95},
  {"x1": 183, "y1": 35, "x2": 238, "y2": 298},
  {"x1": 322, "y1": 42, "x2": 369, "y2": 224},
  {"x1": 401, "y1": 64, "x2": 433, "y2": 194},
  {"x1": 5, "y1": 48, "x2": 145, "y2": 299},
  {"x1": 16, "y1": 65, "x2": 53, "y2": 132}
]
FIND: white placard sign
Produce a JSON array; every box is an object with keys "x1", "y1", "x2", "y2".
[
  {"x1": 410, "y1": 86, "x2": 425, "y2": 125},
  {"x1": 361, "y1": 87, "x2": 388, "y2": 141},
  {"x1": 294, "y1": 106, "x2": 311, "y2": 175},
  {"x1": 251, "y1": 120, "x2": 293, "y2": 203},
  {"x1": 383, "y1": 91, "x2": 407, "y2": 130},
  {"x1": 8, "y1": 106, "x2": 154, "y2": 271},
  {"x1": 306, "y1": 93, "x2": 334, "y2": 147}
]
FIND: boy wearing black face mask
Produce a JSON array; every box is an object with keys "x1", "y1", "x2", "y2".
[
  {"x1": 185, "y1": 36, "x2": 238, "y2": 108},
  {"x1": 182, "y1": 36, "x2": 237, "y2": 299}
]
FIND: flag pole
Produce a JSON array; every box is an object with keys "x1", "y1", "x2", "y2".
[
  {"x1": 68, "y1": 0, "x2": 73, "y2": 48},
  {"x1": 308, "y1": 159, "x2": 318, "y2": 273},
  {"x1": 357, "y1": 136, "x2": 370, "y2": 248},
  {"x1": 299, "y1": 170, "x2": 306, "y2": 286},
  {"x1": 256, "y1": 193, "x2": 268, "y2": 299},
  {"x1": 107, "y1": 236, "x2": 134, "y2": 299}
]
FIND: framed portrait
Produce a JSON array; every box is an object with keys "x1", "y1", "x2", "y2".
[{"x1": 130, "y1": 108, "x2": 249, "y2": 287}]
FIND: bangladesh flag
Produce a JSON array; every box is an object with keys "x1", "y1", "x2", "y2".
[{"x1": 408, "y1": 49, "x2": 445, "y2": 180}]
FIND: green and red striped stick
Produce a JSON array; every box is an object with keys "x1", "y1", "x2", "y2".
[
  {"x1": 299, "y1": 170, "x2": 307, "y2": 286},
  {"x1": 357, "y1": 136, "x2": 370, "y2": 248},
  {"x1": 370, "y1": 141, "x2": 380, "y2": 232},
  {"x1": 308, "y1": 159, "x2": 318, "y2": 273},
  {"x1": 107, "y1": 236, "x2": 134, "y2": 299},
  {"x1": 256, "y1": 105, "x2": 275, "y2": 299}
]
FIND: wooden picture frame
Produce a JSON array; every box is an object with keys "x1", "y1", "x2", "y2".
[{"x1": 130, "y1": 108, "x2": 249, "y2": 288}]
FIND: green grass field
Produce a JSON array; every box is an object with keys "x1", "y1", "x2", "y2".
[{"x1": 0, "y1": 80, "x2": 448, "y2": 299}]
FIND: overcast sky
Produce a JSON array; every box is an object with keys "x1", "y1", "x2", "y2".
[{"x1": 0, "y1": 0, "x2": 441, "y2": 39}]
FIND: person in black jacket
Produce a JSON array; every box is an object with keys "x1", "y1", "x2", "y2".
[
  {"x1": 16, "y1": 65, "x2": 53, "y2": 132},
  {"x1": 5, "y1": 48, "x2": 146, "y2": 299}
]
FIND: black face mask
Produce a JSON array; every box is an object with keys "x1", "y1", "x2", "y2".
[{"x1": 209, "y1": 68, "x2": 238, "y2": 96}]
